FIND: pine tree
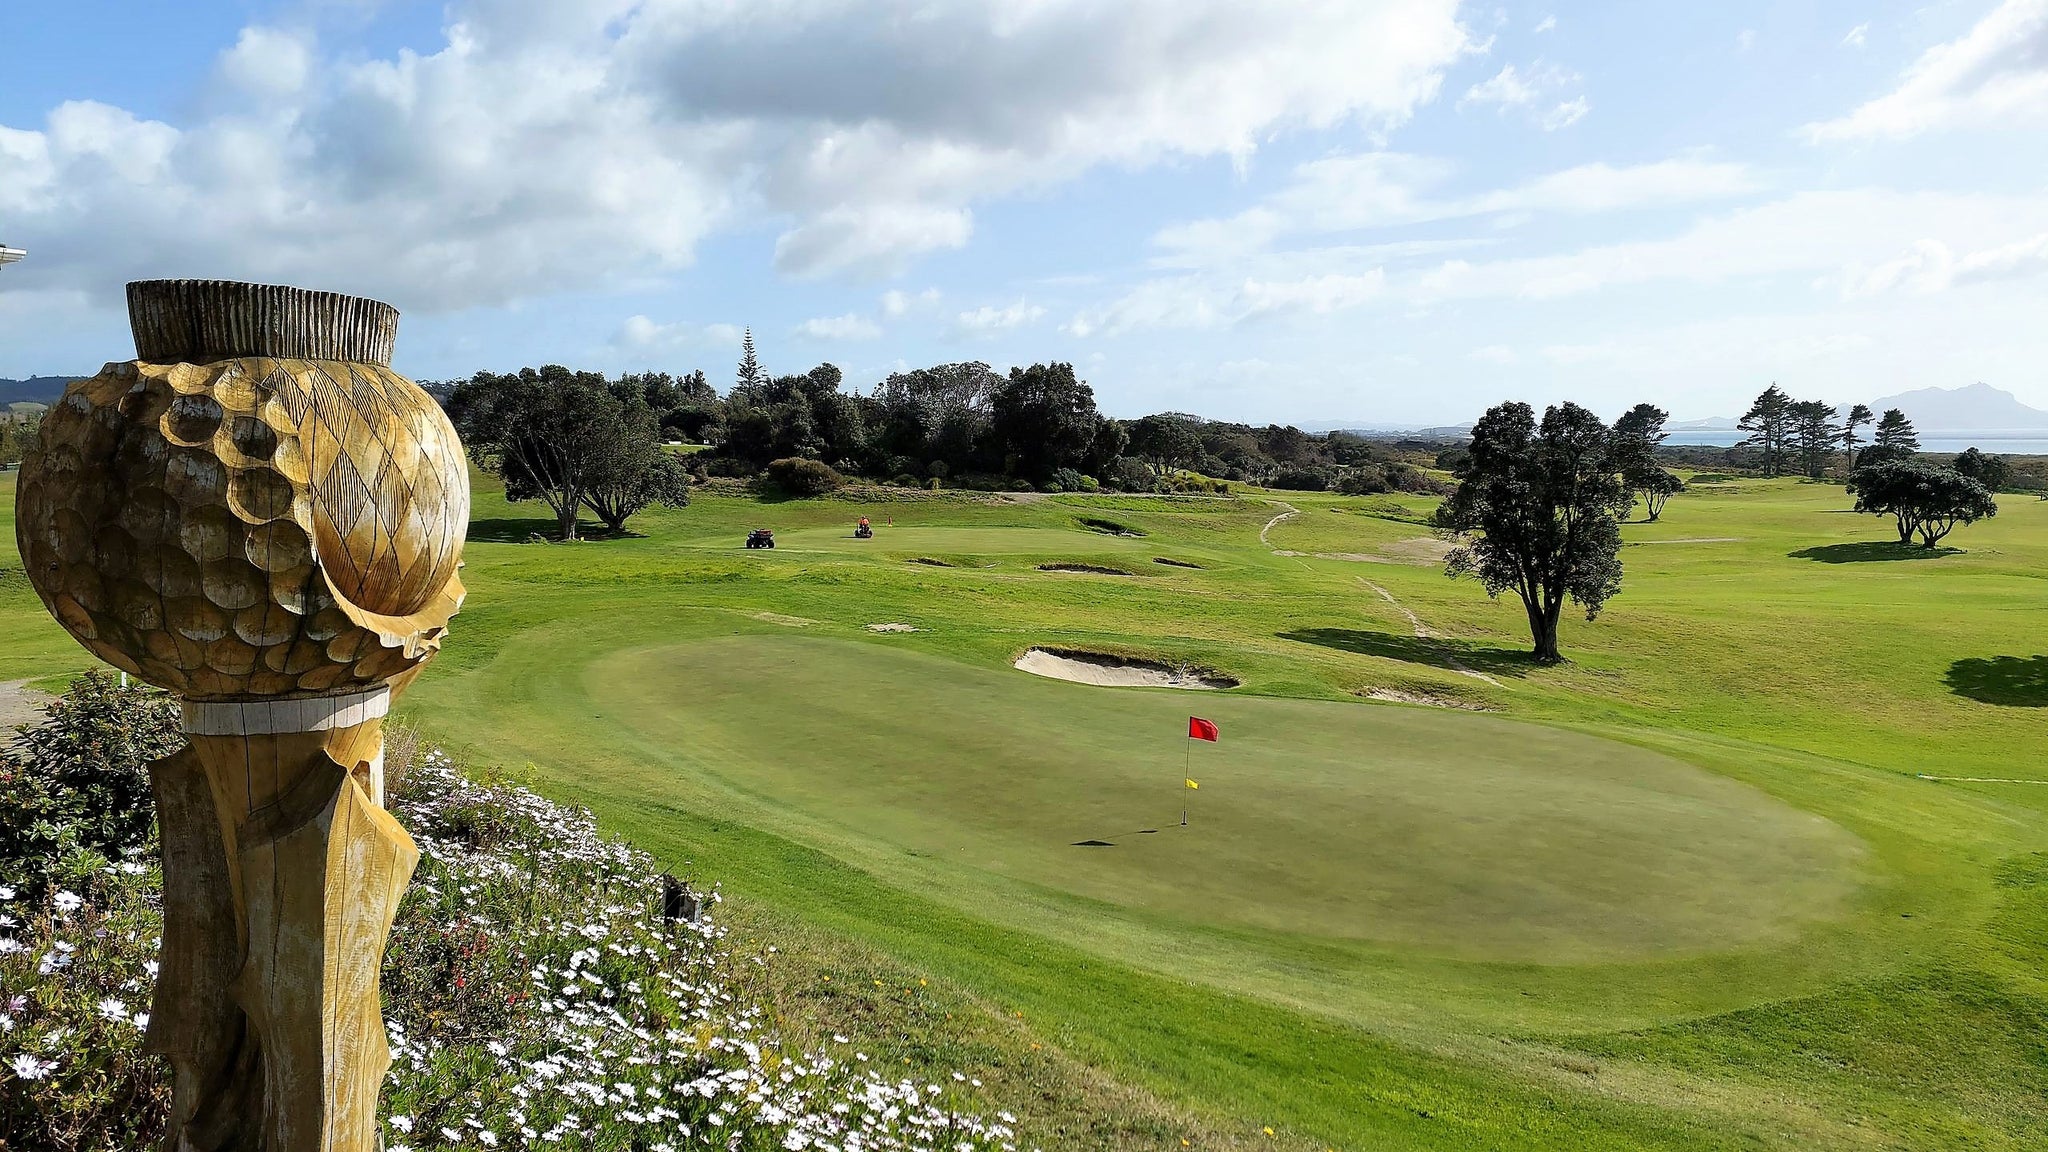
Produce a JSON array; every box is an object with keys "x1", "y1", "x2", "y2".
[
  {"x1": 1737, "y1": 385, "x2": 1793, "y2": 477},
  {"x1": 736, "y1": 328, "x2": 764, "y2": 391},
  {"x1": 1788, "y1": 400, "x2": 1838, "y2": 480},
  {"x1": 1874, "y1": 408, "x2": 1919, "y2": 451},
  {"x1": 1840, "y1": 403, "x2": 1874, "y2": 469}
]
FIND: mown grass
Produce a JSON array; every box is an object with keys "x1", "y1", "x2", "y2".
[{"x1": 5, "y1": 469, "x2": 2048, "y2": 1148}]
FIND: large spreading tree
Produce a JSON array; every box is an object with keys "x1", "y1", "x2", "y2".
[
  {"x1": 1436, "y1": 401, "x2": 1632, "y2": 663},
  {"x1": 1848, "y1": 461, "x2": 1997, "y2": 548},
  {"x1": 448, "y1": 365, "x2": 688, "y2": 540}
]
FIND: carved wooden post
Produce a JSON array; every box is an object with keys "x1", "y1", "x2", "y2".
[{"x1": 14, "y1": 280, "x2": 469, "y2": 1151}]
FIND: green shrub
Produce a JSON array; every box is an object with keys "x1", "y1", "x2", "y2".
[
  {"x1": 764, "y1": 456, "x2": 844, "y2": 496},
  {"x1": 1270, "y1": 466, "x2": 1330, "y2": 492},
  {"x1": 1336, "y1": 466, "x2": 1390, "y2": 495},
  {"x1": 0, "y1": 672, "x2": 180, "y2": 895}
]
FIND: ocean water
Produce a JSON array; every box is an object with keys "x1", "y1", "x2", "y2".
[{"x1": 1665, "y1": 431, "x2": 2048, "y2": 456}]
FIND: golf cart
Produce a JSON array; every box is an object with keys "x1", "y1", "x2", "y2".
[
  {"x1": 745, "y1": 528, "x2": 775, "y2": 549},
  {"x1": 854, "y1": 517, "x2": 873, "y2": 539}
]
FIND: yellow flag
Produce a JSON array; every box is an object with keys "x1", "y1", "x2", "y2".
[{"x1": 1185, "y1": 778, "x2": 1199, "y2": 789}]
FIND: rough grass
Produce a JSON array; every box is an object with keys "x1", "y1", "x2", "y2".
[{"x1": 6, "y1": 470, "x2": 2048, "y2": 1149}]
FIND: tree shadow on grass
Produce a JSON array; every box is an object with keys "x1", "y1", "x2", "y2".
[
  {"x1": 1279, "y1": 627, "x2": 1539, "y2": 679},
  {"x1": 1790, "y1": 541, "x2": 1961, "y2": 564},
  {"x1": 468, "y1": 517, "x2": 646, "y2": 543},
  {"x1": 1946, "y1": 656, "x2": 2048, "y2": 707}
]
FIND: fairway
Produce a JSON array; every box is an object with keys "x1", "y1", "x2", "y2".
[{"x1": 603, "y1": 634, "x2": 1863, "y2": 962}]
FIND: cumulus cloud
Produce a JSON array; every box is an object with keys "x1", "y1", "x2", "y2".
[
  {"x1": 613, "y1": 315, "x2": 742, "y2": 355},
  {"x1": 1807, "y1": 0, "x2": 2048, "y2": 140},
  {"x1": 1459, "y1": 61, "x2": 1588, "y2": 129},
  {"x1": 795, "y1": 313, "x2": 882, "y2": 340},
  {"x1": 952, "y1": 301, "x2": 1047, "y2": 335},
  {"x1": 0, "y1": 0, "x2": 1474, "y2": 306}
]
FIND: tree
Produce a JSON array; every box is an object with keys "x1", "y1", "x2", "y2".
[
  {"x1": 1608, "y1": 404, "x2": 1668, "y2": 476},
  {"x1": 1788, "y1": 399, "x2": 1839, "y2": 479},
  {"x1": 1637, "y1": 468, "x2": 1685, "y2": 521},
  {"x1": 989, "y1": 362, "x2": 1101, "y2": 483},
  {"x1": 582, "y1": 404, "x2": 693, "y2": 532},
  {"x1": 1952, "y1": 447, "x2": 2012, "y2": 492},
  {"x1": 1840, "y1": 403, "x2": 1874, "y2": 469},
  {"x1": 1737, "y1": 385, "x2": 1793, "y2": 477},
  {"x1": 1435, "y1": 401, "x2": 1631, "y2": 662},
  {"x1": 448, "y1": 365, "x2": 671, "y2": 540},
  {"x1": 1874, "y1": 408, "x2": 1919, "y2": 452},
  {"x1": 1609, "y1": 403, "x2": 1681, "y2": 518},
  {"x1": 1848, "y1": 461, "x2": 1997, "y2": 547},
  {"x1": 1127, "y1": 414, "x2": 1205, "y2": 470},
  {"x1": 736, "y1": 328, "x2": 765, "y2": 389}
]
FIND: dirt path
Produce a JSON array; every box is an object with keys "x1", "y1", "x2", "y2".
[
  {"x1": 1353, "y1": 578, "x2": 1503, "y2": 688},
  {"x1": 0, "y1": 679, "x2": 53, "y2": 732},
  {"x1": 1258, "y1": 501, "x2": 1300, "y2": 546}
]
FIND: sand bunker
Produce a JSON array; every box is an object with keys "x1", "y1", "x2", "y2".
[
  {"x1": 1361, "y1": 687, "x2": 1494, "y2": 711},
  {"x1": 866, "y1": 622, "x2": 920, "y2": 633},
  {"x1": 1014, "y1": 647, "x2": 1238, "y2": 690},
  {"x1": 753, "y1": 612, "x2": 817, "y2": 627},
  {"x1": 1153, "y1": 557, "x2": 1203, "y2": 569},
  {"x1": 1038, "y1": 563, "x2": 1134, "y2": 575}
]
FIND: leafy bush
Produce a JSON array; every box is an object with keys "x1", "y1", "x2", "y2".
[
  {"x1": 764, "y1": 456, "x2": 844, "y2": 496},
  {"x1": 0, "y1": 672, "x2": 180, "y2": 895},
  {"x1": 1103, "y1": 456, "x2": 1154, "y2": 492},
  {"x1": 1270, "y1": 466, "x2": 1330, "y2": 492},
  {"x1": 1048, "y1": 467, "x2": 1086, "y2": 493},
  {"x1": 1336, "y1": 466, "x2": 1390, "y2": 495}
]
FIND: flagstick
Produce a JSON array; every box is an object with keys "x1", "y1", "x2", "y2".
[{"x1": 1182, "y1": 736, "x2": 1190, "y2": 827}]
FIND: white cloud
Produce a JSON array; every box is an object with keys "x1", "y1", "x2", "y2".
[
  {"x1": 1541, "y1": 96, "x2": 1590, "y2": 130},
  {"x1": 613, "y1": 315, "x2": 741, "y2": 354},
  {"x1": 1843, "y1": 23, "x2": 1870, "y2": 49},
  {"x1": 952, "y1": 300, "x2": 1047, "y2": 334},
  {"x1": 1458, "y1": 61, "x2": 1588, "y2": 130},
  {"x1": 795, "y1": 313, "x2": 882, "y2": 340},
  {"x1": 880, "y1": 288, "x2": 940, "y2": 316},
  {"x1": 0, "y1": 0, "x2": 1478, "y2": 304},
  {"x1": 1093, "y1": 188, "x2": 2048, "y2": 337},
  {"x1": 1807, "y1": 0, "x2": 2048, "y2": 140},
  {"x1": 1533, "y1": 15, "x2": 1557, "y2": 34},
  {"x1": 1736, "y1": 29, "x2": 1757, "y2": 52},
  {"x1": 1845, "y1": 232, "x2": 2048, "y2": 296},
  {"x1": 1151, "y1": 154, "x2": 1762, "y2": 266}
]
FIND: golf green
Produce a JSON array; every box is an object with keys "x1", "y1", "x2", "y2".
[{"x1": 599, "y1": 634, "x2": 1865, "y2": 964}]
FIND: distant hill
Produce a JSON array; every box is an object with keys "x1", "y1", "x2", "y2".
[
  {"x1": 1677, "y1": 383, "x2": 2048, "y2": 435},
  {"x1": 0, "y1": 377, "x2": 81, "y2": 405},
  {"x1": 1868, "y1": 382, "x2": 2048, "y2": 431}
]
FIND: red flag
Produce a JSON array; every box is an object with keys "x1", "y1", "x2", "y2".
[{"x1": 1188, "y1": 716, "x2": 1219, "y2": 742}]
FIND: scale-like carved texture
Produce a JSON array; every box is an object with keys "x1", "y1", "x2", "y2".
[{"x1": 16, "y1": 355, "x2": 467, "y2": 699}]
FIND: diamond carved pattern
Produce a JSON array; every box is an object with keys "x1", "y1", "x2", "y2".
[{"x1": 17, "y1": 355, "x2": 468, "y2": 700}]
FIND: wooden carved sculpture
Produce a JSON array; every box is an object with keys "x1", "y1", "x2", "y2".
[{"x1": 14, "y1": 280, "x2": 469, "y2": 1151}]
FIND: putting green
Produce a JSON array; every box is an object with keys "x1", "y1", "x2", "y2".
[{"x1": 599, "y1": 634, "x2": 1865, "y2": 964}]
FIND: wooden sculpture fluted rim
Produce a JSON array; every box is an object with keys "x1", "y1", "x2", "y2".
[{"x1": 128, "y1": 280, "x2": 400, "y2": 366}]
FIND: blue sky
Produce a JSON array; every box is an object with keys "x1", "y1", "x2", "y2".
[{"x1": 3, "y1": 0, "x2": 2045, "y2": 424}]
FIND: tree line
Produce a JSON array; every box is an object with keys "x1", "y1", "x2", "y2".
[{"x1": 441, "y1": 330, "x2": 1488, "y2": 535}]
